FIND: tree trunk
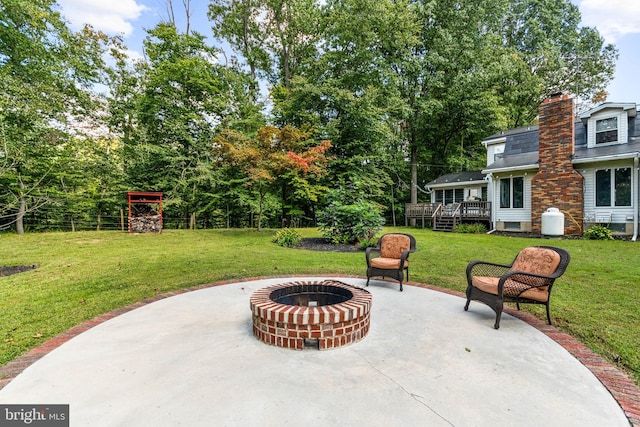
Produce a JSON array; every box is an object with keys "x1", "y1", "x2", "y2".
[
  {"x1": 242, "y1": 6, "x2": 257, "y2": 103},
  {"x1": 16, "y1": 180, "x2": 26, "y2": 234},
  {"x1": 409, "y1": 135, "x2": 418, "y2": 227},
  {"x1": 391, "y1": 184, "x2": 396, "y2": 227},
  {"x1": 257, "y1": 192, "x2": 264, "y2": 232}
]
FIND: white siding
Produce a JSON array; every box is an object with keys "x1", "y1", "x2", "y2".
[
  {"x1": 579, "y1": 161, "x2": 635, "y2": 223},
  {"x1": 486, "y1": 143, "x2": 505, "y2": 166},
  {"x1": 582, "y1": 169, "x2": 595, "y2": 212},
  {"x1": 492, "y1": 173, "x2": 533, "y2": 222}
]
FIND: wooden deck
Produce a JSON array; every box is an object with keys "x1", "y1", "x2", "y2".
[
  {"x1": 404, "y1": 203, "x2": 441, "y2": 228},
  {"x1": 405, "y1": 202, "x2": 491, "y2": 231}
]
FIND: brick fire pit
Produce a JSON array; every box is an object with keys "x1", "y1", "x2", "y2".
[{"x1": 250, "y1": 280, "x2": 372, "y2": 350}]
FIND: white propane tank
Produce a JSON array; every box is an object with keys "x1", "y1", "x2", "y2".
[{"x1": 541, "y1": 207, "x2": 564, "y2": 236}]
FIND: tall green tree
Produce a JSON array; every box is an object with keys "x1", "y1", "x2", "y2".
[
  {"x1": 209, "y1": 0, "x2": 323, "y2": 88},
  {"x1": 497, "y1": 0, "x2": 617, "y2": 125},
  {"x1": 272, "y1": 0, "x2": 418, "y2": 212},
  {"x1": 122, "y1": 23, "x2": 262, "y2": 227},
  {"x1": 0, "y1": 0, "x2": 108, "y2": 233},
  {"x1": 208, "y1": 0, "x2": 270, "y2": 86}
]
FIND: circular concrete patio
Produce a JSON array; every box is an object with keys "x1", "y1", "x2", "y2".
[{"x1": 0, "y1": 277, "x2": 635, "y2": 426}]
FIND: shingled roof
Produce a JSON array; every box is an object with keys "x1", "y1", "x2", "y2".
[
  {"x1": 426, "y1": 170, "x2": 486, "y2": 187},
  {"x1": 482, "y1": 111, "x2": 640, "y2": 173}
]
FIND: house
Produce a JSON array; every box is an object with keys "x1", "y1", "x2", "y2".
[{"x1": 424, "y1": 93, "x2": 640, "y2": 238}]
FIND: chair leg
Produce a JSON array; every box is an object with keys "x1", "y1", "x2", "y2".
[
  {"x1": 465, "y1": 285, "x2": 503, "y2": 329},
  {"x1": 464, "y1": 285, "x2": 473, "y2": 311},
  {"x1": 545, "y1": 303, "x2": 552, "y2": 325},
  {"x1": 494, "y1": 313, "x2": 502, "y2": 329},
  {"x1": 366, "y1": 277, "x2": 370, "y2": 287},
  {"x1": 494, "y1": 302, "x2": 503, "y2": 329}
]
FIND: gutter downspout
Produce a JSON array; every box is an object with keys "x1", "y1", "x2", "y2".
[
  {"x1": 634, "y1": 155, "x2": 639, "y2": 241},
  {"x1": 485, "y1": 173, "x2": 496, "y2": 232}
]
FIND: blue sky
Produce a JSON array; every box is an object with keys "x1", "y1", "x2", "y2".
[{"x1": 57, "y1": 0, "x2": 640, "y2": 103}]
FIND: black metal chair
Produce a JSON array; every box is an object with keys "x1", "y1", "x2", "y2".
[
  {"x1": 365, "y1": 233, "x2": 416, "y2": 291},
  {"x1": 464, "y1": 246, "x2": 570, "y2": 329}
]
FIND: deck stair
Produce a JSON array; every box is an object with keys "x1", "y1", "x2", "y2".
[{"x1": 433, "y1": 203, "x2": 460, "y2": 231}]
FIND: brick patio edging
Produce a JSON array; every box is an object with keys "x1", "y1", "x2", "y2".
[{"x1": 0, "y1": 275, "x2": 638, "y2": 427}]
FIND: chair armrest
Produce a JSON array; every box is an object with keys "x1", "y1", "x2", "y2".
[
  {"x1": 466, "y1": 260, "x2": 512, "y2": 281},
  {"x1": 400, "y1": 249, "x2": 411, "y2": 264},
  {"x1": 497, "y1": 270, "x2": 557, "y2": 296},
  {"x1": 366, "y1": 247, "x2": 380, "y2": 265}
]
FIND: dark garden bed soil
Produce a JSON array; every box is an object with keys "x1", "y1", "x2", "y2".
[
  {"x1": 294, "y1": 238, "x2": 363, "y2": 253},
  {"x1": 492, "y1": 231, "x2": 630, "y2": 240},
  {"x1": 0, "y1": 265, "x2": 38, "y2": 277}
]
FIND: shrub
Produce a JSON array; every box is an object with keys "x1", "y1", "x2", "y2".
[
  {"x1": 272, "y1": 228, "x2": 302, "y2": 247},
  {"x1": 357, "y1": 237, "x2": 378, "y2": 249},
  {"x1": 583, "y1": 225, "x2": 613, "y2": 240},
  {"x1": 454, "y1": 223, "x2": 487, "y2": 234},
  {"x1": 317, "y1": 191, "x2": 385, "y2": 244}
]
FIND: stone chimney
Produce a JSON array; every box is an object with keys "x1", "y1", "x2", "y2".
[{"x1": 530, "y1": 93, "x2": 584, "y2": 235}]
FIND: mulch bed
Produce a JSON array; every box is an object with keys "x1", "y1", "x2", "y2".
[
  {"x1": 0, "y1": 265, "x2": 38, "y2": 277},
  {"x1": 294, "y1": 238, "x2": 363, "y2": 253}
]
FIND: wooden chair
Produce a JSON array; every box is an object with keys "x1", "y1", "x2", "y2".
[
  {"x1": 464, "y1": 246, "x2": 570, "y2": 329},
  {"x1": 366, "y1": 233, "x2": 416, "y2": 291}
]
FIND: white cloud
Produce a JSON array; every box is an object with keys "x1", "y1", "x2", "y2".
[
  {"x1": 125, "y1": 48, "x2": 144, "y2": 62},
  {"x1": 58, "y1": 0, "x2": 148, "y2": 37},
  {"x1": 579, "y1": 0, "x2": 640, "y2": 43}
]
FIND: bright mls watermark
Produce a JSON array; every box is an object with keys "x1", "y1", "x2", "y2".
[{"x1": 0, "y1": 405, "x2": 69, "y2": 426}]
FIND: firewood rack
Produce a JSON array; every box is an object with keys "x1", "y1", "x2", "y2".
[{"x1": 127, "y1": 192, "x2": 163, "y2": 233}]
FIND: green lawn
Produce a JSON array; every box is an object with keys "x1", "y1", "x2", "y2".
[{"x1": 1, "y1": 227, "x2": 639, "y2": 386}]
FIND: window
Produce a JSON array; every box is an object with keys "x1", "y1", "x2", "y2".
[
  {"x1": 615, "y1": 168, "x2": 631, "y2": 206},
  {"x1": 445, "y1": 189, "x2": 454, "y2": 204},
  {"x1": 499, "y1": 177, "x2": 524, "y2": 208},
  {"x1": 596, "y1": 168, "x2": 631, "y2": 207},
  {"x1": 595, "y1": 170, "x2": 610, "y2": 206},
  {"x1": 500, "y1": 180, "x2": 509, "y2": 208},
  {"x1": 596, "y1": 117, "x2": 618, "y2": 144},
  {"x1": 513, "y1": 178, "x2": 524, "y2": 208},
  {"x1": 435, "y1": 189, "x2": 465, "y2": 204}
]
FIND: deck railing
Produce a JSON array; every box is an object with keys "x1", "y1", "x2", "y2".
[
  {"x1": 459, "y1": 201, "x2": 491, "y2": 219},
  {"x1": 404, "y1": 203, "x2": 442, "y2": 227},
  {"x1": 405, "y1": 201, "x2": 491, "y2": 229}
]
